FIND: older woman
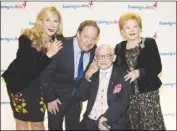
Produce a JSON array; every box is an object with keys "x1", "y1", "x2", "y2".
[{"x1": 114, "y1": 12, "x2": 166, "y2": 130}]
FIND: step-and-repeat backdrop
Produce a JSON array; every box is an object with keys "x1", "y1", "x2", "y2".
[{"x1": 1, "y1": 2, "x2": 176, "y2": 130}]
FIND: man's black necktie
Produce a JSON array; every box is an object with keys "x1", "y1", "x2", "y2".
[{"x1": 72, "y1": 51, "x2": 84, "y2": 96}]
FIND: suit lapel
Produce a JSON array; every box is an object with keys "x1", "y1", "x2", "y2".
[
  {"x1": 107, "y1": 66, "x2": 118, "y2": 101},
  {"x1": 84, "y1": 45, "x2": 96, "y2": 74},
  {"x1": 88, "y1": 72, "x2": 99, "y2": 109},
  {"x1": 136, "y1": 40, "x2": 146, "y2": 68},
  {"x1": 107, "y1": 66, "x2": 126, "y2": 102},
  {"x1": 87, "y1": 66, "x2": 124, "y2": 114},
  {"x1": 66, "y1": 38, "x2": 74, "y2": 79},
  {"x1": 90, "y1": 66, "x2": 121, "y2": 104}
]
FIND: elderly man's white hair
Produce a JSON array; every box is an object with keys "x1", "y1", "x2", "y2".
[{"x1": 95, "y1": 44, "x2": 115, "y2": 55}]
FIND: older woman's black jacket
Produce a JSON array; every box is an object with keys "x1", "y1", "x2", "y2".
[{"x1": 114, "y1": 37, "x2": 162, "y2": 93}]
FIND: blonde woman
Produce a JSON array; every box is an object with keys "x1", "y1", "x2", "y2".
[{"x1": 2, "y1": 6, "x2": 63, "y2": 130}]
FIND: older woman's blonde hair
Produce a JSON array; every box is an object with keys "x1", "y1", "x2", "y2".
[
  {"x1": 22, "y1": 6, "x2": 63, "y2": 51},
  {"x1": 118, "y1": 12, "x2": 142, "y2": 40}
]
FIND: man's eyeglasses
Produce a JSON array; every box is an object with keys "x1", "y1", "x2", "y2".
[{"x1": 96, "y1": 54, "x2": 112, "y2": 60}]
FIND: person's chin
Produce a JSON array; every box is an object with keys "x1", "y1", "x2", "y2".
[
  {"x1": 46, "y1": 32, "x2": 55, "y2": 37},
  {"x1": 82, "y1": 47, "x2": 91, "y2": 52},
  {"x1": 128, "y1": 35, "x2": 138, "y2": 40},
  {"x1": 100, "y1": 66, "x2": 109, "y2": 70}
]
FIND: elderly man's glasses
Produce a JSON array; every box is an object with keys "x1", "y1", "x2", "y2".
[{"x1": 96, "y1": 54, "x2": 112, "y2": 60}]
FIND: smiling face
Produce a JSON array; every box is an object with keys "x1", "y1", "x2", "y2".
[
  {"x1": 118, "y1": 12, "x2": 142, "y2": 40},
  {"x1": 95, "y1": 45, "x2": 116, "y2": 70},
  {"x1": 41, "y1": 13, "x2": 60, "y2": 37},
  {"x1": 121, "y1": 19, "x2": 141, "y2": 41},
  {"x1": 77, "y1": 26, "x2": 98, "y2": 52}
]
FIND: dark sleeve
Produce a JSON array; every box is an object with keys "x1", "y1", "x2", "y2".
[
  {"x1": 2, "y1": 35, "x2": 51, "y2": 93},
  {"x1": 76, "y1": 77, "x2": 92, "y2": 102},
  {"x1": 40, "y1": 56, "x2": 58, "y2": 102},
  {"x1": 101, "y1": 73, "x2": 131, "y2": 123},
  {"x1": 138, "y1": 38, "x2": 162, "y2": 78},
  {"x1": 114, "y1": 43, "x2": 123, "y2": 68},
  {"x1": 17, "y1": 35, "x2": 51, "y2": 75}
]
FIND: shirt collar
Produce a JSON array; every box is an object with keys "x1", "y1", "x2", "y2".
[
  {"x1": 73, "y1": 37, "x2": 82, "y2": 54},
  {"x1": 100, "y1": 65, "x2": 113, "y2": 74}
]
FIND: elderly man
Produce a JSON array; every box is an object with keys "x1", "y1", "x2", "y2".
[{"x1": 77, "y1": 44, "x2": 132, "y2": 130}]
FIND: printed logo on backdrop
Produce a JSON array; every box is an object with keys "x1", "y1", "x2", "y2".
[
  {"x1": 19, "y1": 21, "x2": 34, "y2": 33},
  {"x1": 152, "y1": 32, "x2": 176, "y2": 57},
  {"x1": 96, "y1": 20, "x2": 119, "y2": 25},
  {"x1": 1, "y1": 101, "x2": 10, "y2": 105},
  {"x1": 63, "y1": 1, "x2": 93, "y2": 9},
  {"x1": 163, "y1": 82, "x2": 176, "y2": 87},
  {"x1": 164, "y1": 113, "x2": 176, "y2": 118},
  {"x1": 160, "y1": 52, "x2": 176, "y2": 56},
  {"x1": 1, "y1": 1, "x2": 27, "y2": 10},
  {"x1": 28, "y1": 19, "x2": 117, "y2": 26},
  {"x1": 29, "y1": 21, "x2": 35, "y2": 26},
  {"x1": 153, "y1": 32, "x2": 157, "y2": 39},
  {"x1": 128, "y1": 1, "x2": 158, "y2": 11},
  {"x1": 29, "y1": 19, "x2": 117, "y2": 26},
  {"x1": 1, "y1": 69, "x2": 6, "y2": 73},
  {"x1": 1, "y1": 37, "x2": 18, "y2": 42},
  {"x1": 159, "y1": 21, "x2": 176, "y2": 26}
]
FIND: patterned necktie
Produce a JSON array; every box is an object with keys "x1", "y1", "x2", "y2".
[
  {"x1": 101, "y1": 72, "x2": 108, "y2": 80},
  {"x1": 72, "y1": 51, "x2": 84, "y2": 96}
]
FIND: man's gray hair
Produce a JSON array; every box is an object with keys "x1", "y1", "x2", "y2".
[{"x1": 95, "y1": 44, "x2": 115, "y2": 55}]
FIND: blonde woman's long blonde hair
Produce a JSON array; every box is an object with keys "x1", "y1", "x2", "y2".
[{"x1": 22, "y1": 6, "x2": 63, "y2": 51}]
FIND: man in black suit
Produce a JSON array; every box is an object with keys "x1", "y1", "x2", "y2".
[
  {"x1": 77, "y1": 44, "x2": 131, "y2": 130},
  {"x1": 41, "y1": 20, "x2": 100, "y2": 130}
]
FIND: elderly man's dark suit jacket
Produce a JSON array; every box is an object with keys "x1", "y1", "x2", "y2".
[{"x1": 77, "y1": 66, "x2": 132, "y2": 130}]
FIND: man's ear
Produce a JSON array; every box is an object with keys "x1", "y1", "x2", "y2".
[
  {"x1": 76, "y1": 31, "x2": 80, "y2": 38},
  {"x1": 112, "y1": 55, "x2": 117, "y2": 62}
]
